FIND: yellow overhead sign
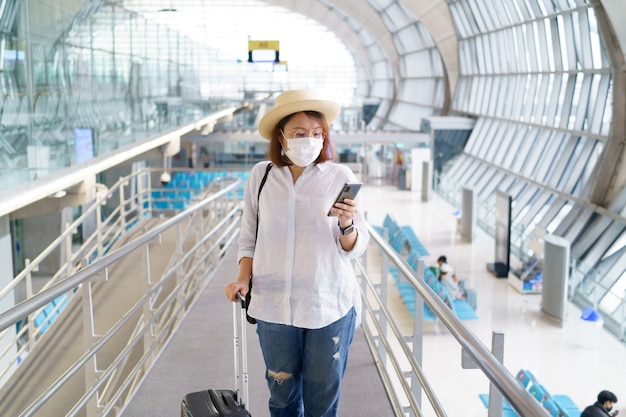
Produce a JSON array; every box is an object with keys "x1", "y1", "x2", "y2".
[{"x1": 248, "y1": 40, "x2": 280, "y2": 51}]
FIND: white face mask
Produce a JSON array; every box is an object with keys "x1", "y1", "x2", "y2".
[{"x1": 284, "y1": 137, "x2": 324, "y2": 167}]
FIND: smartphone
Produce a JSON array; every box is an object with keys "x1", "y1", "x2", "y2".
[{"x1": 327, "y1": 182, "x2": 362, "y2": 216}]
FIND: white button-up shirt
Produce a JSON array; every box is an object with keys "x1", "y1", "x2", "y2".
[{"x1": 238, "y1": 161, "x2": 369, "y2": 329}]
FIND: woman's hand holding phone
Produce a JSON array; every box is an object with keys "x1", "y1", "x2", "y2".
[{"x1": 327, "y1": 183, "x2": 362, "y2": 217}]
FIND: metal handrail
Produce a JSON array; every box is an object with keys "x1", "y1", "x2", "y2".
[
  {"x1": 358, "y1": 223, "x2": 549, "y2": 417},
  {"x1": 0, "y1": 171, "x2": 149, "y2": 384},
  {"x1": 0, "y1": 183, "x2": 238, "y2": 331},
  {"x1": 355, "y1": 255, "x2": 446, "y2": 417},
  {"x1": 0, "y1": 176, "x2": 242, "y2": 417},
  {"x1": 0, "y1": 174, "x2": 131, "y2": 303}
]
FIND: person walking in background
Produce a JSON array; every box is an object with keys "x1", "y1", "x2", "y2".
[
  {"x1": 581, "y1": 390, "x2": 619, "y2": 417},
  {"x1": 224, "y1": 89, "x2": 370, "y2": 417}
]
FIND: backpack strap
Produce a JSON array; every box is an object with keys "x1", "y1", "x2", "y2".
[
  {"x1": 248, "y1": 162, "x2": 272, "y2": 325},
  {"x1": 255, "y1": 162, "x2": 273, "y2": 240}
]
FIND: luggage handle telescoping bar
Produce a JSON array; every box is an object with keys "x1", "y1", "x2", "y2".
[{"x1": 234, "y1": 293, "x2": 249, "y2": 410}]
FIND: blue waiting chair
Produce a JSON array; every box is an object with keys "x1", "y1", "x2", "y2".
[
  {"x1": 515, "y1": 369, "x2": 532, "y2": 388},
  {"x1": 529, "y1": 384, "x2": 548, "y2": 403},
  {"x1": 542, "y1": 398, "x2": 559, "y2": 417}
]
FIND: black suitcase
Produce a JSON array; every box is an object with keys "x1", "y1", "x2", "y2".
[{"x1": 181, "y1": 294, "x2": 251, "y2": 417}]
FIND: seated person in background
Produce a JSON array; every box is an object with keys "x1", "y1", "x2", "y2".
[
  {"x1": 434, "y1": 255, "x2": 449, "y2": 277},
  {"x1": 439, "y1": 263, "x2": 465, "y2": 300},
  {"x1": 581, "y1": 390, "x2": 618, "y2": 417},
  {"x1": 436, "y1": 255, "x2": 456, "y2": 281}
]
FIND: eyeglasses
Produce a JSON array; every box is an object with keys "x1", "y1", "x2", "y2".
[{"x1": 281, "y1": 129, "x2": 325, "y2": 140}]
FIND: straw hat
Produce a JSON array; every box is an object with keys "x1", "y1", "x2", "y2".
[{"x1": 258, "y1": 89, "x2": 341, "y2": 140}]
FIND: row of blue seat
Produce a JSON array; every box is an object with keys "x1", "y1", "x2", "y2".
[
  {"x1": 375, "y1": 213, "x2": 429, "y2": 258},
  {"x1": 479, "y1": 369, "x2": 581, "y2": 417},
  {"x1": 148, "y1": 170, "x2": 251, "y2": 211},
  {"x1": 374, "y1": 214, "x2": 478, "y2": 320},
  {"x1": 164, "y1": 170, "x2": 250, "y2": 190},
  {"x1": 151, "y1": 190, "x2": 195, "y2": 200}
]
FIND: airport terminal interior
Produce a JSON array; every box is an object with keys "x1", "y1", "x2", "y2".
[{"x1": 0, "y1": 0, "x2": 625, "y2": 416}]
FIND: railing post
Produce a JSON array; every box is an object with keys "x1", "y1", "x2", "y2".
[
  {"x1": 380, "y1": 228, "x2": 389, "y2": 299},
  {"x1": 487, "y1": 332, "x2": 505, "y2": 417},
  {"x1": 25, "y1": 259, "x2": 35, "y2": 341},
  {"x1": 143, "y1": 170, "x2": 152, "y2": 219},
  {"x1": 119, "y1": 181, "x2": 127, "y2": 231},
  {"x1": 378, "y1": 228, "x2": 389, "y2": 364},
  {"x1": 411, "y1": 260, "x2": 425, "y2": 409},
  {"x1": 175, "y1": 222, "x2": 186, "y2": 309},
  {"x1": 24, "y1": 259, "x2": 33, "y2": 300},
  {"x1": 81, "y1": 272, "x2": 101, "y2": 417},
  {"x1": 65, "y1": 221, "x2": 73, "y2": 273},
  {"x1": 142, "y1": 233, "x2": 157, "y2": 369},
  {"x1": 96, "y1": 203, "x2": 103, "y2": 258}
]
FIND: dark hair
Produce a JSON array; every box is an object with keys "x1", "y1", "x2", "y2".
[
  {"x1": 437, "y1": 255, "x2": 447, "y2": 264},
  {"x1": 598, "y1": 390, "x2": 618, "y2": 403},
  {"x1": 267, "y1": 111, "x2": 334, "y2": 167}
]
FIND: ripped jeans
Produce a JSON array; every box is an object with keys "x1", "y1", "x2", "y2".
[{"x1": 256, "y1": 307, "x2": 356, "y2": 417}]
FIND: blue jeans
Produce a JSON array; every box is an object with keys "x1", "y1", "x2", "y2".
[{"x1": 256, "y1": 307, "x2": 356, "y2": 417}]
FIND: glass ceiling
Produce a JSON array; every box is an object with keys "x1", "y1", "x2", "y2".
[{"x1": 119, "y1": 0, "x2": 359, "y2": 106}]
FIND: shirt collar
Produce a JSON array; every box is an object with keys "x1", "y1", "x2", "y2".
[{"x1": 314, "y1": 161, "x2": 329, "y2": 172}]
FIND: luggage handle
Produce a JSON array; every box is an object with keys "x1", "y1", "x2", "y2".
[{"x1": 233, "y1": 293, "x2": 249, "y2": 410}]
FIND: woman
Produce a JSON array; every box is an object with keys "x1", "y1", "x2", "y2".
[{"x1": 224, "y1": 89, "x2": 369, "y2": 417}]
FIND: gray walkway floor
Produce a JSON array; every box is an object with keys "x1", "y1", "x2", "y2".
[{"x1": 120, "y1": 245, "x2": 393, "y2": 417}]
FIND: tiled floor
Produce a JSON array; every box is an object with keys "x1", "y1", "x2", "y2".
[{"x1": 360, "y1": 183, "x2": 626, "y2": 417}]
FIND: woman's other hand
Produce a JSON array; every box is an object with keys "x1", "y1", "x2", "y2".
[
  {"x1": 225, "y1": 257, "x2": 253, "y2": 302},
  {"x1": 224, "y1": 278, "x2": 249, "y2": 302}
]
